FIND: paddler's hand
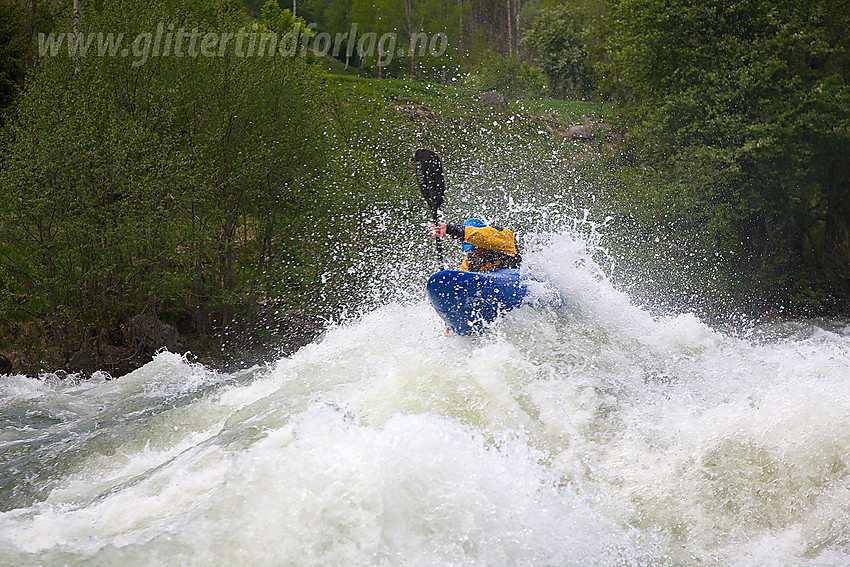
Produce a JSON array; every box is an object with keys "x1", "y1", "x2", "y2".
[{"x1": 431, "y1": 222, "x2": 447, "y2": 238}]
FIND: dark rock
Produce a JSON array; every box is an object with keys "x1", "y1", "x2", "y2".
[
  {"x1": 218, "y1": 311, "x2": 327, "y2": 371},
  {"x1": 100, "y1": 345, "x2": 139, "y2": 378},
  {"x1": 566, "y1": 124, "x2": 594, "y2": 140},
  {"x1": 67, "y1": 348, "x2": 101, "y2": 373},
  {"x1": 124, "y1": 315, "x2": 184, "y2": 356},
  {"x1": 393, "y1": 103, "x2": 438, "y2": 125},
  {"x1": 0, "y1": 354, "x2": 12, "y2": 374}
]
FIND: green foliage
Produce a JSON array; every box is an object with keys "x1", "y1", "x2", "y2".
[
  {"x1": 522, "y1": 4, "x2": 593, "y2": 98},
  {"x1": 303, "y1": 0, "x2": 467, "y2": 79},
  {"x1": 260, "y1": 0, "x2": 298, "y2": 33},
  {"x1": 509, "y1": 97, "x2": 599, "y2": 119},
  {"x1": 0, "y1": 0, "x2": 330, "y2": 361},
  {"x1": 0, "y1": 0, "x2": 29, "y2": 120},
  {"x1": 603, "y1": 0, "x2": 850, "y2": 315},
  {"x1": 301, "y1": 0, "x2": 351, "y2": 36},
  {"x1": 474, "y1": 52, "x2": 548, "y2": 98}
]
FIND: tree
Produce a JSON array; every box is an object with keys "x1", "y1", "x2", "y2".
[
  {"x1": 260, "y1": 0, "x2": 297, "y2": 32},
  {"x1": 603, "y1": 0, "x2": 850, "y2": 314},
  {"x1": 0, "y1": 0, "x2": 29, "y2": 119},
  {"x1": 0, "y1": 0, "x2": 330, "y2": 363},
  {"x1": 352, "y1": 0, "x2": 467, "y2": 77},
  {"x1": 522, "y1": 4, "x2": 592, "y2": 97},
  {"x1": 476, "y1": 51, "x2": 547, "y2": 97}
]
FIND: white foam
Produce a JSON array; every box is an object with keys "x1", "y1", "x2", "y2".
[{"x1": 2, "y1": 228, "x2": 850, "y2": 565}]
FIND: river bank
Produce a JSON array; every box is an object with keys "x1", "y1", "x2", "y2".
[{"x1": 0, "y1": 311, "x2": 326, "y2": 379}]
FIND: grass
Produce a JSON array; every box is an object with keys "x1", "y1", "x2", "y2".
[
  {"x1": 313, "y1": 52, "x2": 363, "y2": 76},
  {"x1": 510, "y1": 98, "x2": 607, "y2": 123},
  {"x1": 325, "y1": 74, "x2": 450, "y2": 101},
  {"x1": 323, "y1": 73, "x2": 603, "y2": 123}
]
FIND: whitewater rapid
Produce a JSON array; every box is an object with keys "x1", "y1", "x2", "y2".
[{"x1": 2, "y1": 231, "x2": 850, "y2": 566}]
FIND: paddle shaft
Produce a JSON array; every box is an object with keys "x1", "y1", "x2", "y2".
[{"x1": 430, "y1": 208, "x2": 444, "y2": 263}]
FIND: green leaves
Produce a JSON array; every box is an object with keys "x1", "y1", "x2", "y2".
[
  {"x1": 523, "y1": 5, "x2": 593, "y2": 97},
  {"x1": 0, "y1": 0, "x2": 28, "y2": 121},
  {"x1": 0, "y1": 0, "x2": 330, "y2": 359},
  {"x1": 260, "y1": 0, "x2": 310, "y2": 36},
  {"x1": 604, "y1": 0, "x2": 850, "y2": 315},
  {"x1": 475, "y1": 52, "x2": 548, "y2": 98}
]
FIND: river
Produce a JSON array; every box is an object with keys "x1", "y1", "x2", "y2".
[{"x1": 2, "y1": 229, "x2": 850, "y2": 566}]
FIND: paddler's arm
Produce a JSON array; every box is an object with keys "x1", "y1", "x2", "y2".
[
  {"x1": 430, "y1": 222, "x2": 465, "y2": 239},
  {"x1": 431, "y1": 223, "x2": 518, "y2": 256},
  {"x1": 445, "y1": 223, "x2": 465, "y2": 239}
]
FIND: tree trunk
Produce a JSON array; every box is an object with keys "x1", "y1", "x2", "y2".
[
  {"x1": 514, "y1": 0, "x2": 521, "y2": 54},
  {"x1": 506, "y1": 0, "x2": 512, "y2": 56},
  {"x1": 73, "y1": 0, "x2": 82, "y2": 73}
]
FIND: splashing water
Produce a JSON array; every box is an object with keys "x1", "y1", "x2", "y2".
[{"x1": 2, "y1": 225, "x2": 850, "y2": 567}]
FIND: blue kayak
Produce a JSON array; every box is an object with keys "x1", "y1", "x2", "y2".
[{"x1": 426, "y1": 269, "x2": 531, "y2": 335}]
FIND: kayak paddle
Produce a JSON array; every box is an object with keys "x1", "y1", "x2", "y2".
[{"x1": 414, "y1": 148, "x2": 446, "y2": 268}]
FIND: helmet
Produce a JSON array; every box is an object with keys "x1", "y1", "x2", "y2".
[{"x1": 462, "y1": 218, "x2": 486, "y2": 251}]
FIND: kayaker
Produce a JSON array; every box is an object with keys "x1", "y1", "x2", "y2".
[{"x1": 430, "y1": 218, "x2": 522, "y2": 272}]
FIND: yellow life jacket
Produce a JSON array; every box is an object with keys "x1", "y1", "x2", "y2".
[{"x1": 458, "y1": 226, "x2": 521, "y2": 272}]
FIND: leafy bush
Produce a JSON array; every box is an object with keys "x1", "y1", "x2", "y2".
[
  {"x1": 522, "y1": 5, "x2": 593, "y2": 98},
  {"x1": 474, "y1": 52, "x2": 548, "y2": 99},
  {"x1": 0, "y1": 0, "x2": 330, "y2": 359},
  {"x1": 602, "y1": 0, "x2": 850, "y2": 316}
]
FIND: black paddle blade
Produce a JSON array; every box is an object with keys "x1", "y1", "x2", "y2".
[{"x1": 414, "y1": 148, "x2": 445, "y2": 221}]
